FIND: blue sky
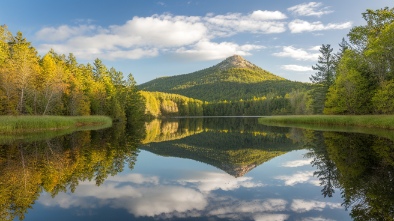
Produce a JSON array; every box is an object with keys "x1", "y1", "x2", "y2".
[{"x1": 1, "y1": 0, "x2": 393, "y2": 84}]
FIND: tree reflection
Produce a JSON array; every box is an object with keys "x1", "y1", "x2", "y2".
[
  {"x1": 0, "y1": 122, "x2": 144, "y2": 221},
  {"x1": 303, "y1": 130, "x2": 339, "y2": 198},
  {"x1": 306, "y1": 130, "x2": 394, "y2": 220}
]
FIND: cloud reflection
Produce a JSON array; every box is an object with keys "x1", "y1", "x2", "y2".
[
  {"x1": 38, "y1": 171, "x2": 344, "y2": 220},
  {"x1": 179, "y1": 171, "x2": 264, "y2": 192},
  {"x1": 282, "y1": 159, "x2": 312, "y2": 167},
  {"x1": 275, "y1": 171, "x2": 319, "y2": 186},
  {"x1": 291, "y1": 199, "x2": 341, "y2": 213}
]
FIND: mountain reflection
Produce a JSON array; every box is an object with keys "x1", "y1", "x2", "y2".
[{"x1": 141, "y1": 117, "x2": 302, "y2": 177}]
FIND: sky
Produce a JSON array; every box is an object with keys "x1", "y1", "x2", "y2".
[{"x1": 1, "y1": 0, "x2": 393, "y2": 84}]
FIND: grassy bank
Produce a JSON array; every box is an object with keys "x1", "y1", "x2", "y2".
[
  {"x1": 0, "y1": 115, "x2": 112, "y2": 134},
  {"x1": 258, "y1": 115, "x2": 394, "y2": 130}
]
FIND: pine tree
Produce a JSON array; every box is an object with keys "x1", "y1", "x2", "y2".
[{"x1": 310, "y1": 44, "x2": 336, "y2": 87}]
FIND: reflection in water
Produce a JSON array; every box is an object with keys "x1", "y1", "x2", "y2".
[
  {"x1": 321, "y1": 131, "x2": 394, "y2": 221},
  {"x1": 1, "y1": 117, "x2": 393, "y2": 220},
  {"x1": 141, "y1": 118, "x2": 302, "y2": 177},
  {"x1": 0, "y1": 123, "x2": 142, "y2": 221}
]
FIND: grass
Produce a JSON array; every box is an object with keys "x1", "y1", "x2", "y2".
[
  {"x1": 0, "y1": 115, "x2": 112, "y2": 134},
  {"x1": 258, "y1": 115, "x2": 394, "y2": 130},
  {"x1": 258, "y1": 115, "x2": 394, "y2": 142}
]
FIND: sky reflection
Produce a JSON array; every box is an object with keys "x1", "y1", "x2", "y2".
[{"x1": 35, "y1": 150, "x2": 350, "y2": 221}]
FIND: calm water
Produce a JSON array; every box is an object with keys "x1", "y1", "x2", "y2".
[{"x1": 2, "y1": 117, "x2": 394, "y2": 221}]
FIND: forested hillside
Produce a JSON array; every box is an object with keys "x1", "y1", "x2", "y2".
[
  {"x1": 140, "y1": 91, "x2": 204, "y2": 117},
  {"x1": 139, "y1": 55, "x2": 312, "y2": 102},
  {"x1": 0, "y1": 25, "x2": 145, "y2": 124}
]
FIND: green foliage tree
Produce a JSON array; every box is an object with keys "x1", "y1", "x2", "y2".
[
  {"x1": 309, "y1": 44, "x2": 336, "y2": 114},
  {"x1": 371, "y1": 80, "x2": 394, "y2": 114},
  {"x1": 325, "y1": 7, "x2": 394, "y2": 115},
  {"x1": 324, "y1": 50, "x2": 371, "y2": 114}
]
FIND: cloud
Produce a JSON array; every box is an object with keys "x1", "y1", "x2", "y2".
[
  {"x1": 288, "y1": 19, "x2": 352, "y2": 33},
  {"x1": 273, "y1": 46, "x2": 319, "y2": 61},
  {"x1": 288, "y1": 2, "x2": 333, "y2": 17},
  {"x1": 309, "y1": 45, "x2": 321, "y2": 51},
  {"x1": 110, "y1": 15, "x2": 207, "y2": 47},
  {"x1": 35, "y1": 10, "x2": 286, "y2": 61},
  {"x1": 204, "y1": 12, "x2": 287, "y2": 37},
  {"x1": 179, "y1": 171, "x2": 264, "y2": 192},
  {"x1": 39, "y1": 174, "x2": 208, "y2": 217},
  {"x1": 282, "y1": 159, "x2": 313, "y2": 167},
  {"x1": 254, "y1": 214, "x2": 290, "y2": 221},
  {"x1": 36, "y1": 25, "x2": 97, "y2": 42},
  {"x1": 175, "y1": 40, "x2": 264, "y2": 61},
  {"x1": 275, "y1": 171, "x2": 319, "y2": 186},
  {"x1": 208, "y1": 198, "x2": 288, "y2": 220},
  {"x1": 107, "y1": 173, "x2": 159, "y2": 184},
  {"x1": 251, "y1": 10, "x2": 288, "y2": 20},
  {"x1": 291, "y1": 199, "x2": 342, "y2": 213},
  {"x1": 301, "y1": 217, "x2": 336, "y2": 221},
  {"x1": 281, "y1": 65, "x2": 313, "y2": 72}
]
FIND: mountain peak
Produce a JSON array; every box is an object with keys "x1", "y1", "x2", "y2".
[{"x1": 215, "y1": 55, "x2": 257, "y2": 70}]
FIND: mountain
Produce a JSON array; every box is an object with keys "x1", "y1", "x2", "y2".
[{"x1": 139, "y1": 55, "x2": 311, "y2": 102}]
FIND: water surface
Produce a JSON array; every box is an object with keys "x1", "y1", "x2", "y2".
[{"x1": 2, "y1": 117, "x2": 393, "y2": 221}]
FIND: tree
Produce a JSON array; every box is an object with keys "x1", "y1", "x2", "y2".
[
  {"x1": 324, "y1": 50, "x2": 371, "y2": 114},
  {"x1": 371, "y1": 80, "x2": 394, "y2": 114},
  {"x1": 309, "y1": 44, "x2": 336, "y2": 114},
  {"x1": 39, "y1": 53, "x2": 66, "y2": 115},
  {"x1": 8, "y1": 32, "x2": 40, "y2": 114},
  {"x1": 348, "y1": 7, "x2": 394, "y2": 52},
  {"x1": 364, "y1": 22, "x2": 394, "y2": 85},
  {"x1": 310, "y1": 44, "x2": 336, "y2": 87}
]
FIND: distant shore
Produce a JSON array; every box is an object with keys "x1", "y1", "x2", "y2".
[
  {"x1": 258, "y1": 115, "x2": 394, "y2": 130},
  {"x1": 0, "y1": 115, "x2": 112, "y2": 134}
]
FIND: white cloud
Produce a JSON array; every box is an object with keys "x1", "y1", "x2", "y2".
[
  {"x1": 109, "y1": 15, "x2": 207, "y2": 47},
  {"x1": 204, "y1": 12, "x2": 287, "y2": 37},
  {"x1": 281, "y1": 65, "x2": 313, "y2": 72},
  {"x1": 273, "y1": 46, "x2": 319, "y2": 61},
  {"x1": 309, "y1": 45, "x2": 321, "y2": 51},
  {"x1": 288, "y1": 2, "x2": 333, "y2": 17},
  {"x1": 282, "y1": 159, "x2": 313, "y2": 167},
  {"x1": 291, "y1": 199, "x2": 342, "y2": 213},
  {"x1": 288, "y1": 19, "x2": 352, "y2": 33},
  {"x1": 175, "y1": 40, "x2": 264, "y2": 61},
  {"x1": 35, "y1": 24, "x2": 97, "y2": 42},
  {"x1": 251, "y1": 10, "x2": 288, "y2": 20},
  {"x1": 275, "y1": 171, "x2": 319, "y2": 186},
  {"x1": 36, "y1": 11, "x2": 282, "y2": 61}
]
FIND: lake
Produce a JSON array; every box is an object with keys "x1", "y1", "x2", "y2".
[{"x1": 2, "y1": 117, "x2": 393, "y2": 221}]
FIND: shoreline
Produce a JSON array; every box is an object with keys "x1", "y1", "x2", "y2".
[
  {"x1": 0, "y1": 115, "x2": 113, "y2": 134},
  {"x1": 258, "y1": 115, "x2": 394, "y2": 130}
]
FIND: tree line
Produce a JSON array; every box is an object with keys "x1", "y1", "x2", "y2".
[
  {"x1": 0, "y1": 25, "x2": 145, "y2": 124},
  {"x1": 140, "y1": 91, "x2": 204, "y2": 117},
  {"x1": 310, "y1": 7, "x2": 394, "y2": 115}
]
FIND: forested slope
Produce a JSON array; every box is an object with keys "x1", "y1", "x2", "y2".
[{"x1": 139, "y1": 55, "x2": 312, "y2": 102}]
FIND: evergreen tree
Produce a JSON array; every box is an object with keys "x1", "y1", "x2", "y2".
[
  {"x1": 310, "y1": 44, "x2": 336, "y2": 87},
  {"x1": 309, "y1": 44, "x2": 336, "y2": 114}
]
